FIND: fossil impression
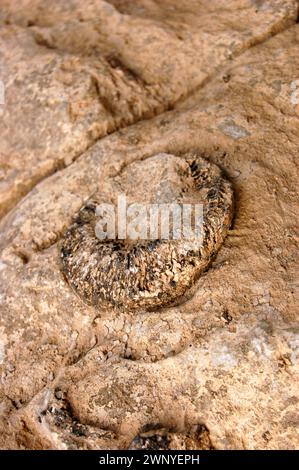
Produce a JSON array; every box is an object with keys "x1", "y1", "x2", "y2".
[{"x1": 61, "y1": 153, "x2": 234, "y2": 310}]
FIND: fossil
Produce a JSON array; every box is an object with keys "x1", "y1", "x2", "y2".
[{"x1": 61, "y1": 153, "x2": 234, "y2": 310}]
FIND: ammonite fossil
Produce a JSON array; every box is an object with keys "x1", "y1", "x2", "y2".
[{"x1": 61, "y1": 153, "x2": 234, "y2": 310}]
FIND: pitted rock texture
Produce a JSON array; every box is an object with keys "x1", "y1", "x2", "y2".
[
  {"x1": 0, "y1": 1, "x2": 299, "y2": 451},
  {"x1": 129, "y1": 425, "x2": 214, "y2": 450},
  {"x1": 0, "y1": 0, "x2": 297, "y2": 218},
  {"x1": 61, "y1": 154, "x2": 233, "y2": 310}
]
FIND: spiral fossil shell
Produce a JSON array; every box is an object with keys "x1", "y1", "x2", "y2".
[{"x1": 61, "y1": 153, "x2": 234, "y2": 310}]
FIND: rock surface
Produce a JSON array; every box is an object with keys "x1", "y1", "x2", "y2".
[
  {"x1": 60, "y1": 154, "x2": 234, "y2": 311},
  {"x1": 0, "y1": 1, "x2": 298, "y2": 450},
  {"x1": 0, "y1": 0, "x2": 297, "y2": 217}
]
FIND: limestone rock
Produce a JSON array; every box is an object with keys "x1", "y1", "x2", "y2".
[
  {"x1": 0, "y1": 2, "x2": 298, "y2": 450},
  {"x1": 0, "y1": 0, "x2": 297, "y2": 217}
]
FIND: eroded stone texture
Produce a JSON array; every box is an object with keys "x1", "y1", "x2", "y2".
[
  {"x1": 0, "y1": 0, "x2": 297, "y2": 217},
  {"x1": 0, "y1": 4, "x2": 298, "y2": 451},
  {"x1": 61, "y1": 154, "x2": 233, "y2": 311}
]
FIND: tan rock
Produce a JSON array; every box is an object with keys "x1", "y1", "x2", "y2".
[
  {"x1": 0, "y1": 0, "x2": 297, "y2": 217},
  {"x1": 0, "y1": 3, "x2": 298, "y2": 450}
]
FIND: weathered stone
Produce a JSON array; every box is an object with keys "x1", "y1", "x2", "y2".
[
  {"x1": 0, "y1": 0, "x2": 297, "y2": 217},
  {"x1": 0, "y1": 2, "x2": 298, "y2": 450}
]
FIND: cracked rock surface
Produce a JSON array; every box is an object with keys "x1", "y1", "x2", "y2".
[
  {"x1": 0, "y1": 0, "x2": 297, "y2": 217},
  {"x1": 0, "y1": 0, "x2": 298, "y2": 450}
]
